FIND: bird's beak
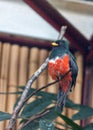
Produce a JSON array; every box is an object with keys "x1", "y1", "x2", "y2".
[{"x1": 51, "y1": 42, "x2": 58, "y2": 46}]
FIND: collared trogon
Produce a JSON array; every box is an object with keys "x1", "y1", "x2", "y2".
[{"x1": 48, "y1": 40, "x2": 78, "y2": 111}]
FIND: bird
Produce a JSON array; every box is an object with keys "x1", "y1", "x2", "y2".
[{"x1": 48, "y1": 40, "x2": 78, "y2": 112}]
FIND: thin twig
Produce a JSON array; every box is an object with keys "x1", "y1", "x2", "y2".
[
  {"x1": 55, "y1": 127, "x2": 66, "y2": 130},
  {"x1": 7, "y1": 58, "x2": 49, "y2": 130},
  {"x1": 58, "y1": 26, "x2": 67, "y2": 40},
  {"x1": 19, "y1": 108, "x2": 51, "y2": 130}
]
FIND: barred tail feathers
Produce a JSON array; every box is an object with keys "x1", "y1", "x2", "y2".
[
  {"x1": 56, "y1": 83, "x2": 72, "y2": 112},
  {"x1": 55, "y1": 86, "x2": 66, "y2": 112}
]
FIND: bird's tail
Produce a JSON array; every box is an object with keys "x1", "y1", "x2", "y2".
[{"x1": 55, "y1": 86, "x2": 67, "y2": 112}]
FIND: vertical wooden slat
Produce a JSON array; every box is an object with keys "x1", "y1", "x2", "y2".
[
  {"x1": 28, "y1": 47, "x2": 39, "y2": 103},
  {"x1": 74, "y1": 52, "x2": 83, "y2": 104},
  {"x1": 0, "y1": 43, "x2": 11, "y2": 129},
  {"x1": 37, "y1": 49, "x2": 48, "y2": 90},
  {"x1": 5, "y1": 44, "x2": 19, "y2": 129},
  {"x1": 73, "y1": 52, "x2": 83, "y2": 125},
  {"x1": 28, "y1": 47, "x2": 39, "y2": 89},
  {"x1": 18, "y1": 46, "x2": 29, "y2": 86},
  {"x1": 7, "y1": 44, "x2": 20, "y2": 111},
  {"x1": 16, "y1": 46, "x2": 29, "y2": 128},
  {"x1": 74, "y1": 53, "x2": 83, "y2": 97}
]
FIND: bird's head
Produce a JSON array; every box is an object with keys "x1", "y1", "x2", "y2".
[{"x1": 51, "y1": 40, "x2": 69, "y2": 50}]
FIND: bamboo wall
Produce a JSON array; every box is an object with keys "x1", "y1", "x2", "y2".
[{"x1": 0, "y1": 41, "x2": 84, "y2": 130}]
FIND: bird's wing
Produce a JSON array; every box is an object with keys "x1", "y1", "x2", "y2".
[{"x1": 70, "y1": 53, "x2": 78, "y2": 88}]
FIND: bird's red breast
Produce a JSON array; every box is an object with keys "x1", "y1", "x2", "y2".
[{"x1": 48, "y1": 54, "x2": 72, "y2": 93}]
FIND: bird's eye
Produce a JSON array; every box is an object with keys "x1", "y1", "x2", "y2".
[{"x1": 51, "y1": 42, "x2": 58, "y2": 46}]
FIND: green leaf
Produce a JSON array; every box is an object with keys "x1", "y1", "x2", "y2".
[
  {"x1": 0, "y1": 111, "x2": 11, "y2": 121},
  {"x1": 43, "y1": 107, "x2": 58, "y2": 121},
  {"x1": 72, "y1": 105, "x2": 93, "y2": 120},
  {"x1": 56, "y1": 112, "x2": 84, "y2": 130},
  {"x1": 66, "y1": 98, "x2": 93, "y2": 120},
  {"x1": 18, "y1": 86, "x2": 25, "y2": 90},
  {"x1": 20, "y1": 88, "x2": 57, "y2": 118},
  {"x1": 15, "y1": 87, "x2": 93, "y2": 126},
  {"x1": 21, "y1": 98, "x2": 52, "y2": 118},
  {"x1": 28, "y1": 88, "x2": 57, "y2": 100},
  {"x1": 66, "y1": 98, "x2": 80, "y2": 109},
  {"x1": 21, "y1": 107, "x2": 57, "y2": 130},
  {"x1": 17, "y1": 87, "x2": 78, "y2": 110},
  {"x1": 83, "y1": 123, "x2": 93, "y2": 130},
  {"x1": 21, "y1": 121, "x2": 39, "y2": 130}
]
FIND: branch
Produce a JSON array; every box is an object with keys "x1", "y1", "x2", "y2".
[
  {"x1": 8, "y1": 25, "x2": 67, "y2": 130},
  {"x1": 19, "y1": 108, "x2": 51, "y2": 130},
  {"x1": 7, "y1": 58, "x2": 49, "y2": 130},
  {"x1": 58, "y1": 26, "x2": 67, "y2": 40}
]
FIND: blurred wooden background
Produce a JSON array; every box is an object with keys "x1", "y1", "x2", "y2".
[{"x1": 0, "y1": 39, "x2": 84, "y2": 130}]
